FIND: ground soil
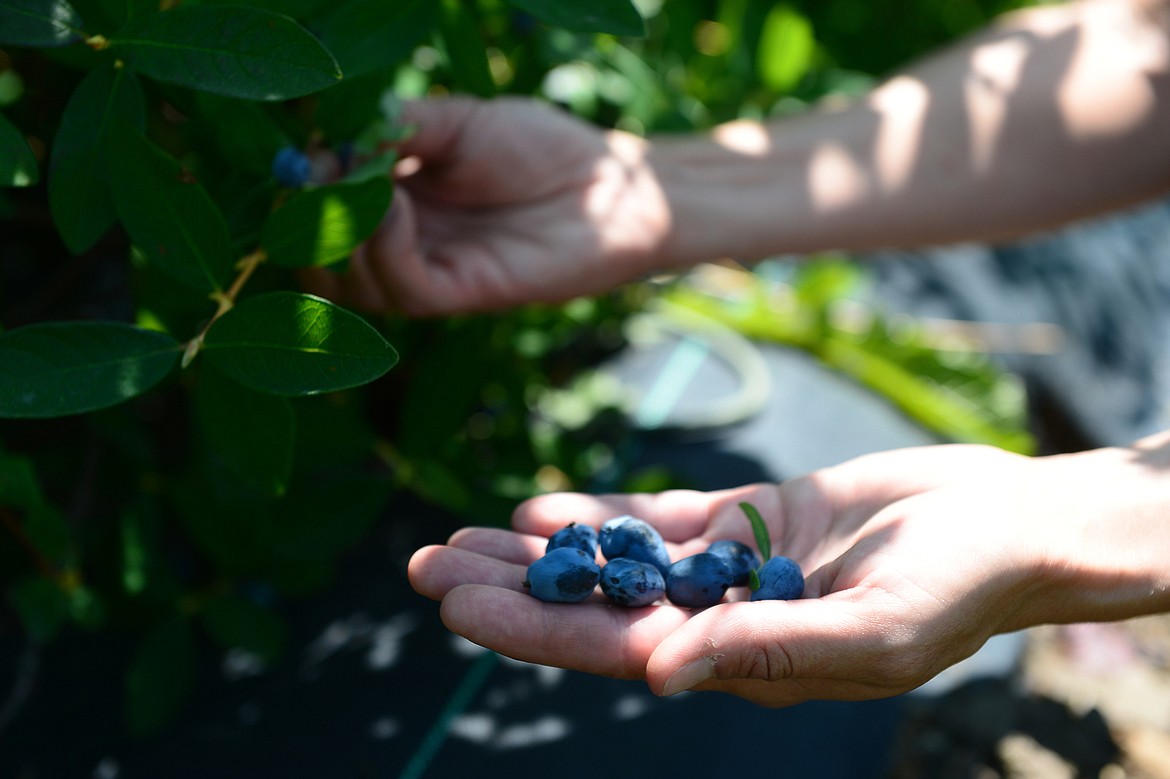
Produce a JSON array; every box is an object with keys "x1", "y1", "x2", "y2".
[{"x1": 888, "y1": 616, "x2": 1170, "y2": 778}]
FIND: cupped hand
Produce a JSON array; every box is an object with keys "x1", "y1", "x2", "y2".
[
  {"x1": 300, "y1": 96, "x2": 669, "y2": 316},
  {"x1": 408, "y1": 443, "x2": 1058, "y2": 707}
]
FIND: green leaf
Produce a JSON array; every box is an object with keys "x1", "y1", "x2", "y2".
[
  {"x1": 201, "y1": 594, "x2": 286, "y2": 662},
  {"x1": 8, "y1": 577, "x2": 69, "y2": 643},
  {"x1": 202, "y1": 292, "x2": 397, "y2": 396},
  {"x1": 261, "y1": 177, "x2": 392, "y2": 269},
  {"x1": 0, "y1": 0, "x2": 84, "y2": 47},
  {"x1": 196, "y1": 367, "x2": 295, "y2": 496},
  {"x1": 125, "y1": 616, "x2": 195, "y2": 736},
  {"x1": 315, "y1": 0, "x2": 433, "y2": 79},
  {"x1": 0, "y1": 112, "x2": 38, "y2": 187},
  {"x1": 105, "y1": 123, "x2": 235, "y2": 292},
  {"x1": 739, "y1": 501, "x2": 771, "y2": 561},
  {"x1": 313, "y1": 71, "x2": 390, "y2": 142},
  {"x1": 110, "y1": 5, "x2": 342, "y2": 101},
  {"x1": 0, "y1": 322, "x2": 182, "y2": 418},
  {"x1": 437, "y1": 0, "x2": 495, "y2": 98},
  {"x1": 757, "y1": 5, "x2": 816, "y2": 93},
  {"x1": 272, "y1": 474, "x2": 393, "y2": 559},
  {"x1": 748, "y1": 568, "x2": 761, "y2": 592},
  {"x1": 49, "y1": 67, "x2": 145, "y2": 254},
  {"x1": 505, "y1": 0, "x2": 645, "y2": 37}
]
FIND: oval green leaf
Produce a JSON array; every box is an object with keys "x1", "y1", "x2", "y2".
[
  {"x1": 200, "y1": 594, "x2": 286, "y2": 663},
  {"x1": 196, "y1": 367, "x2": 295, "y2": 496},
  {"x1": 0, "y1": 0, "x2": 84, "y2": 47},
  {"x1": 125, "y1": 616, "x2": 195, "y2": 735},
  {"x1": 261, "y1": 177, "x2": 392, "y2": 269},
  {"x1": 757, "y1": 4, "x2": 815, "y2": 93},
  {"x1": 505, "y1": 0, "x2": 645, "y2": 37},
  {"x1": 0, "y1": 111, "x2": 38, "y2": 187},
  {"x1": 110, "y1": 5, "x2": 342, "y2": 101},
  {"x1": 0, "y1": 321, "x2": 182, "y2": 418},
  {"x1": 49, "y1": 67, "x2": 145, "y2": 254},
  {"x1": 437, "y1": 0, "x2": 495, "y2": 98},
  {"x1": 105, "y1": 123, "x2": 235, "y2": 292},
  {"x1": 315, "y1": 0, "x2": 433, "y2": 79},
  {"x1": 202, "y1": 292, "x2": 397, "y2": 396}
]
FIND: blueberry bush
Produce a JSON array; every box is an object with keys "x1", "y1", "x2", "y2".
[{"x1": 1, "y1": 0, "x2": 1034, "y2": 734}]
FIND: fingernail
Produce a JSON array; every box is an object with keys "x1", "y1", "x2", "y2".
[{"x1": 662, "y1": 657, "x2": 716, "y2": 697}]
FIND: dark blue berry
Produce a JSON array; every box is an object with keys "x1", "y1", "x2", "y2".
[
  {"x1": 599, "y1": 515, "x2": 671, "y2": 576},
  {"x1": 749, "y1": 556, "x2": 804, "y2": 601},
  {"x1": 272, "y1": 145, "x2": 311, "y2": 188},
  {"x1": 546, "y1": 522, "x2": 598, "y2": 557},
  {"x1": 665, "y1": 553, "x2": 734, "y2": 608},
  {"x1": 523, "y1": 547, "x2": 600, "y2": 603},
  {"x1": 599, "y1": 558, "x2": 665, "y2": 607},
  {"x1": 706, "y1": 540, "x2": 760, "y2": 587}
]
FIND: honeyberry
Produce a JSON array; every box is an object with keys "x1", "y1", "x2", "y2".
[
  {"x1": 523, "y1": 547, "x2": 600, "y2": 603},
  {"x1": 706, "y1": 540, "x2": 760, "y2": 587},
  {"x1": 599, "y1": 515, "x2": 671, "y2": 576},
  {"x1": 272, "y1": 145, "x2": 311, "y2": 188},
  {"x1": 599, "y1": 558, "x2": 665, "y2": 607},
  {"x1": 665, "y1": 553, "x2": 735, "y2": 608},
  {"x1": 546, "y1": 522, "x2": 598, "y2": 557},
  {"x1": 749, "y1": 556, "x2": 804, "y2": 601}
]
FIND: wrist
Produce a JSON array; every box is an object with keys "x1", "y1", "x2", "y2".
[{"x1": 1016, "y1": 433, "x2": 1170, "y2": 628}]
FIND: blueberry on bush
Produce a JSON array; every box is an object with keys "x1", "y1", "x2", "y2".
[
  {"x1": 705, "y1": 540, "x2": 760, "y2": 587},
  {"x1": 748, "y1": 556, "x2": 804, "y2": 601},
  {"x1": 523, "y1": 547, "x2": 600, "y2": 603},
  {"x1": 665, "y1": 553, "x2": 735, "y2": 608},
  {"x1": 599, "y1": 558, "x2": 665, "y2": 607},
  {"x1": 598, "y1": 515, "x2": 671, "y2": 576},
  {"x1": 271, "y1": 145, "x2": 311, "y2": 188},
  {"x1": 546, "y1": 522, "x2": 598, "y2": 556}
]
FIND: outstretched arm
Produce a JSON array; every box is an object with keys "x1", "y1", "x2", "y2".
[
  {"x1": 409, "y1": 432, "x2": 1170, "y2": 707},
  {"x1": 655, "y1": 0, "x2": 1170, "y2": 265},
  {"x1": 306, "y1": 0, "x2": 1170, "y2": 316}
]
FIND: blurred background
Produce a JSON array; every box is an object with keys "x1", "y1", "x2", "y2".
[{"x1": 4, "y1": 0, "x2": 1170, "y2": 776}]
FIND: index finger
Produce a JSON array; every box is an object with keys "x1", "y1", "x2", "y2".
[{"x1": 440, "y1": 584, "x2": 692, "y2": 680}]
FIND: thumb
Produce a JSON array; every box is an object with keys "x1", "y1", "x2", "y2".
[
  {"x1": 646, "y1": 597, "x2": 928, "y2": 701},
  {"x1": 394, "y1": 96, "x2": 482, "y2": 163}
]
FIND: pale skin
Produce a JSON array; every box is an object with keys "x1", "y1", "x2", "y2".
[{"x1": 307, "y1": 0, "x2": 1170, "y2": 705}]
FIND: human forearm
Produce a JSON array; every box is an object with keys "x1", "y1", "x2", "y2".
[{"x1": 642, "y1": 0, "x2": 1170, "y2": 269}]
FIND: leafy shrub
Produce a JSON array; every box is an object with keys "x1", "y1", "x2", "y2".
[{"x1": 0, "y1": 0, "x2": 1032, "y2": 734}]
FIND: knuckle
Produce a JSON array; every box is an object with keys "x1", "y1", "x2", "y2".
[{"x1": 732, "y1": 640, "x2": 798, "y2": 682}]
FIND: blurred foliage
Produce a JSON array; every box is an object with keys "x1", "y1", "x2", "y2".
[{"x1": 0, "y1": 0, "x2": 1035, "y2": 734}]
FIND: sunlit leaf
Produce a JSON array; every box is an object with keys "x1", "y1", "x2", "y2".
[
  {"x1": 261, "y1": 177, "x2": 392, "y2": 269},
  {"x1": 0, "y1": 0, "x2": 84, "y2": 47},
  {"x1": 0, "y1": 322, "x2": 182, "y2": 418},
  {"x1": 757, "y1": 4, "x2": 816, "y2": 93},
  {"x1": 0, "y1": 112, "x2": 38, "y2": 187},
  {"x1": 202, "y1": 292, "x2": 397, "y2": 396}
]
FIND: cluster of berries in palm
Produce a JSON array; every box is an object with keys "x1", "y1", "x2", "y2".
[{"x1": 523, "y1": 504, "x2": 804, "y2": 608}]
